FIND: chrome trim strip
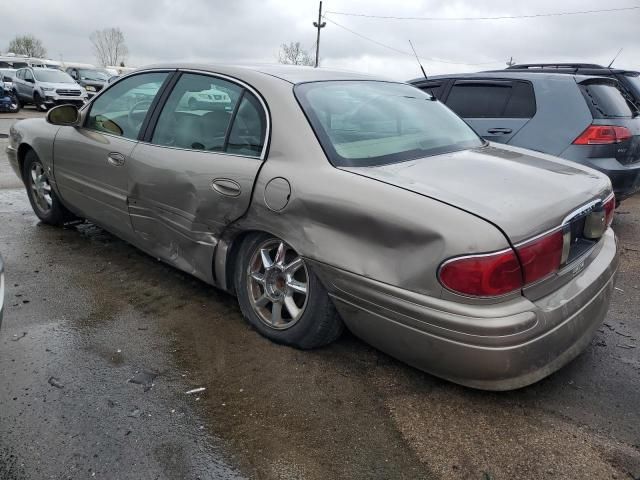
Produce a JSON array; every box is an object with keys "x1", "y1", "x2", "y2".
[
  {"x1": 561, "y1": 198, "x2": 601, "y2": 225},
  {"x1": 514, "y1": 225, "x2": 562, "y2": 248}
]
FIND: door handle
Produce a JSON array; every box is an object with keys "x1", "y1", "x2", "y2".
[
  {"x1": 107, "y1": 152, "x2": 125, "y2": 167},
  {"x1": 211, "y1": 178, "x2": 241, "y2": 197},
  {"x1": 487, "y1": 128, "x2": 513, "y2": 135}
]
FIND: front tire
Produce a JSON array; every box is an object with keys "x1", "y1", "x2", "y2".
[
  {"x1": 33, "y1": 92, "x2": 48, "y2": 111},
  {"x1": 23, "y1": 150, "x2": 73, "y2": 225},
  {"x1": 235, "y1": 233, "x2": 343, "y2": 349}
]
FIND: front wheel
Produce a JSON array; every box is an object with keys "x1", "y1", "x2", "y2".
[
  {"x1": 23, "y1": 150, "x2": 74, "y2": 225},
  {"x1": 33, "y1": 92, "x2": 48, "y2": 111},
  {"x1": 235, "y1": 233, "x2": 343, "y2": 349}
]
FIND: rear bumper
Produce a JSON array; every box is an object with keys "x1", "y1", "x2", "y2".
[{"x1": 310, "y1": 229, "x2": 618, "y2": 390}]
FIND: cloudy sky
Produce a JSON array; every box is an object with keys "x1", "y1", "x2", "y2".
[{"x1": 2, "y1": 0, "x2": 638, "y2": 79}]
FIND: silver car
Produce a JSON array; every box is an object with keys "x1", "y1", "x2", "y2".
[
  {"x1": 13, "y1": 67, "x2": 88, "y2": 111},
  {"x1": 0, "y1": 254, "x2": 4, "y2": 329},
  {"x1": 6, "y1": 64, "x2": 618, "y2": 390}
]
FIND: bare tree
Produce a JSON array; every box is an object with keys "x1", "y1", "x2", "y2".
[
  {"x1": 7, "y1": 35, "x2": 47, "y2": 58},
  {"x1": 90, "y1": 27, "x2": 128, "y2": 67},
  {"x1": 278, "y1": 42, "x2": 314, "y2": 66}
]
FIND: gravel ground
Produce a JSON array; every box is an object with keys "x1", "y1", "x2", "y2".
[{"x1": 0, "y1": 108, "x2": 639, "y2": 480}]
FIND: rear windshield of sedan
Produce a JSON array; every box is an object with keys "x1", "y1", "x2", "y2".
[
  {"x1": 33, "y1": 69, "x2": 74, "y2": 84},
  {"x1": 295, "y1": 81, "x2": 484, "y2": 167}
]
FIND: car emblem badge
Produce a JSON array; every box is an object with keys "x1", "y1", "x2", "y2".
[{"x1": 571, "y1": 260, "x2": 585, "y2": 277}]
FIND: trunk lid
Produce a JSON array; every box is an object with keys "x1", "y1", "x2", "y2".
[{"x1": 341, "y1": 143, "x2": 611, "y2": 244}]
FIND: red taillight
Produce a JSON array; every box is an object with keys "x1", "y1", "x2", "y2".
[
  {"x1": 440, "y1": 230, "x2": 564, "y2": 297},
  {"x1": 603, "y1": 194, "x2": 615, "y2": 227},
  {"x1": 515, "y1": 230, "x2": 563, "y2": 285},
  {"x1": 439, "y1": 249, "x2": 523, "y2": 297},
  {"x1": 573, "y1": 125, "x2": 632, "y2": 145}
]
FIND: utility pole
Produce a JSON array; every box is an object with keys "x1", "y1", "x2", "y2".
[{"x1": 313, "y1": 1, "x2": 326, "y2": 68}]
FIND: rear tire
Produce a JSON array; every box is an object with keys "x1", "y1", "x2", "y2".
[
  {"x1": 235, "y1": 233, "x2": 343, "y2": 349},
  {"x1": 8, "y1": 93, "x2": 20, "y2": 113},
  {"x1": 23, "y1": 150, "x2": 74, "y2": 225},
  {"x1": 11, "y1": 91, "x2": 22, "y2": 110}
]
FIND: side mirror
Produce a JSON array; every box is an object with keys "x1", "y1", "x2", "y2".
[
  {"x1": 25, "y1": 77, "x2": 34, "y2": 84},
  {"x1": 47, "y1": 104, "x2": 80, "y2": 126}
]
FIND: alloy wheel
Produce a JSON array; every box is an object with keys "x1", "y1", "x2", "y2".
[
  {"x1": 247, "y1": 239, "x2": 309, "y2": 330},
  {"x1": 29, "y1": 162, "x2": 53, "y2": 214}
]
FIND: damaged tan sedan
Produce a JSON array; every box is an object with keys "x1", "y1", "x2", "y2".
[{"x1": 7, "y1": 65, "x2": 618, "y2": 390}]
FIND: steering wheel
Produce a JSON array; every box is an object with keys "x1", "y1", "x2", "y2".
[{"x1": 127, "y1": 99, "x2": 153, "y2": 132}]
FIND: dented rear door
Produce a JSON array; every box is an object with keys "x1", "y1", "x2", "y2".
[{"x1": 127, "y1": 72, "x2": 269, "y2": 283}]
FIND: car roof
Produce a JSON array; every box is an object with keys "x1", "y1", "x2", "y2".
[
  {"x1": 504, "y1": 63, "x2": 639, "y2": 75},
  {"x1": 135, "y1": 63, "x2": 387, "y2": 85},
  {"x1": 408, "y1": 71, "x2": 614, "y2": 84}
]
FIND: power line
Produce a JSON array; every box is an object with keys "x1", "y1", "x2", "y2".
[
  {"x1": 324, "y1": 5, "x2": 640, "y2": 21},
  {"x1": 323, "y1": 16, "x2": 501, "y2": 66}
]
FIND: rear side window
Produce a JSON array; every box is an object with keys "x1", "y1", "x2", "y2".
[
  {"x1": 580, "y1": 83, "x2": 634, "y2": 118},
  {"x1": 226, "y1": 93, "x2": 267, "y2": 157},
  {"x1": 418, "y1": 81, "x2": 446, "y2": 99},
  {"x1": 151, "y1": 73, "x2": 267, "y2": 157},
  {"x1": 445, "y1": 80, "x2": 536, "y2": 118}
]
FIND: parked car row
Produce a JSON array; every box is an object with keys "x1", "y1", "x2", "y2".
[
  {"x1": 410, "y1": 63, "x2": 640, "y2": 202},
  {"x1": 6, "y1": 63, "x2": 621, "y2": 390},
  {"x1": 0, "y1": 56, "x2": 121, "y2": 113},
  {"x1": 12, "y1": 67, "x2": 89, "y2": 111}
]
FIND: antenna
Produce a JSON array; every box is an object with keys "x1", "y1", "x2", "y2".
[
  {"x1": 607, "y1": 48, "x2": 623, "y2": 68},
  {"x1": 408, "y1": 40, "x2": 428, "y2": 80}
]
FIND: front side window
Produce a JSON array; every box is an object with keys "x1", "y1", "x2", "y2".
[
  {"x1": 23, "y1": 70, "x2": 34, "y2": 81},
  {"x1": 33, "y1": 69, "x2": 74, "y2": 84},
  {"x1": 151, "y1": 73, "x2": 266, "y2": 157},
  {"x1": 295, "y1": 81, "x2": 484, "y2": 167},
  {"x1": 86, "y1": 72, "x2": 169, "y2": 140}
]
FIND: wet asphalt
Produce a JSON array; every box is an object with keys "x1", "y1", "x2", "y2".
[{"x1": 0, "y1": 108, "x2": 639, "y2": 480}]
